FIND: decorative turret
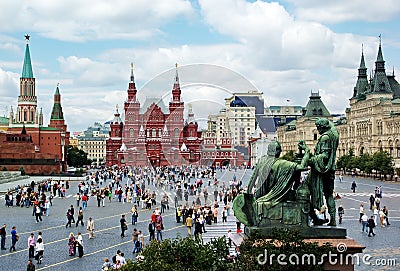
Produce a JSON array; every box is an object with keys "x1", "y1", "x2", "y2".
[
  {"x1": 172, "y1": 63, "x2": 181, "y2": 102},
  {"x1": 17, "y1": 34, "x2": 37, "y2": 124},
  {"x1": 372, "y1": 36, "x2": 391, "y2": 93},
  {"x1": 127, "y1": 63, "x2": 137, "y2": 102},
  {"x1": 110, "y1": 105, "x2": 123, "y2": 138},
  {"x1": 50, "y1": 84, "x2": 64, "y2": 120},
  {"x1": 49, "y1": 84, "x2": 68, "y2": 134},
  {"x1": 353, "y1": 45, "x2": 369, "y2": 98}
]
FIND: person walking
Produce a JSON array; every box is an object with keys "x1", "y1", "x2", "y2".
[
  {"x1": 156, "y1": 220, "x2": 163, "y2": 241},
  {"x1": 222, "y1": 206, "x2": 227, "y2": 223},
  {"x1": 34, "y1": 238, "x2": 44, "y2": 264},
  {"x1": 10, "y1": 226, "x2": 18, "y2": 252},
  {"x1": 28, "y1": 233, "x2": 36, "y2": 259},
  {"x1": 148, "y1": 220, "x2": 155, "y2": 241},
  {"x1": 367, "y1": 215, "x2": 376, "y2": 237},
  {"x1": 185, "y1": 215, "x2": 193, "y2": 236},
  {"x1": 131, "y1": 205, "x2": 138, "y2": 225},
  {"x1": 76, "y1": 232, "x2": 84, "y2": 257},
  {"x1": 337, "y1": 205, "x2": 344, "y2": 224},
  {"x1": 65, "y1": 208, "x2": 73, "y2": 228},
  {"x1": 359, "y1": 204, "x2": 364, "y2": 223},
  {"x1": 87, "y1": 217, "x2": 95, "y2": 239},
  {"x1": 120, "y1": 215, "x2": 127, "y2": 238},
  {"x1": 383, "y1": 206, "x2": 391, "y2": 226},
  {"x1": 137, "y1": 230, "x2": 144, "y2": 253},
  {"x1": 351, "y1": 181, "x2": 357, "y2": 193},
  {"x1": 76, "y1": 207, "x2": 84, "y2": 227},
  {"x1": 34, "y1": 205, "x2": 42, "y2": 223},
  {"x1": 27, "y1": 259, "x2": 35, "y2": 271},
  {"x1": 69, "y1": 205, "x2": 76, "y2": 224},
  {"x1": 132, "y1": 228, "x2": 139, "y2": 253},
  {"x1": 379, "y1": 208, "x2": 386, "y2": 227},
  {"x1": 68, "y1": 233, "x2": 76, "y2": 256},
  {"x1": 361, "y1": 213, "x2": 369, "y2": 233},
  {"x1": 369, "y1": 195, "x2": 375, "y2": 210},
  {"x1": 0, "y1": 224, "x2": 6, "y2": 250},
  {"x1": 194, "y1": 218, "x2": 203, "y2": 244}
]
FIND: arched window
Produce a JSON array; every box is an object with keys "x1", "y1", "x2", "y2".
[
  {"x1": 129, "y1": 128, "x2": 134, "y2": 137},
  {"x1": 174, "y1": 128, "x2": 179, "y2": 137},
  {"x1": 152, "y1": 129, "x2": 156, "y2": 137}
]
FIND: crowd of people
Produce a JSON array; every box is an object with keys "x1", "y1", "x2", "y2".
[{"x1": 2, "y1": 165, "x2": 396, "y2": 270}]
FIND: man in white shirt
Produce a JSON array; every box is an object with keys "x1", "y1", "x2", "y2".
[{"x1": 361, "y1": 213, "x2": 369, "y2": 233}]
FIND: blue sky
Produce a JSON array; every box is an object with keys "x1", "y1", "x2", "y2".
[{"x1": 0, "y1": 0, "x2": 399, "y2": 132}]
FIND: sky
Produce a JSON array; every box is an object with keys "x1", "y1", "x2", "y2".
[{"x1": 0, "y1": 0, "x2": 400, "y2": 132}]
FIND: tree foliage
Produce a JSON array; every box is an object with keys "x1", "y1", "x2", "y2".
[
  {"x1": 235, "y1": 228, "x2": 334, "y2": 271},
  {"x1": 66, "y1": 146, "x2": 90, "y2": 168},
  {"x1": 117, "y1": 228, "x2": 335, "y2": 271},
  {"x1": 337, "y1": 149, "x2": 393, "y2": 177},
  {"x1": 121, "y1": 236, "x2": 231, "y2": 271}
]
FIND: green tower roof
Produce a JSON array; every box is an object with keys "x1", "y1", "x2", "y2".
[
  {"x1": 21, "y1": 35, "x2": 34, "y2": 78},
  {"x1": 303, "y1": 91, "x2": 331, "y2": 118}
]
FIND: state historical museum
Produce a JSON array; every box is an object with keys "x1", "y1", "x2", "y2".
[{"x1": 106, "y1": 64, "x2": 202, "y2": 167}]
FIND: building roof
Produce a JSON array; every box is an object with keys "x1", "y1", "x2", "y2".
[
  {"x1": 0, "y1": 116, "x2": 9, "y2": 125},
  {"x1": 303, "y1": 91, "x2": 331, "y2": 118},
  {"x1": 139, "y1": 97, "x2": 170, "y2": 114},
  {"x1": 22, "y1": 38, "x2": 34, "y2": 79}
]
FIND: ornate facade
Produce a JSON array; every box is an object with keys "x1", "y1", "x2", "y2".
[
  {"x1": 277, "y1": 41, "x2": 400, "y2": 167},
  {"x1": 106, "y1": 64, "x2": 202, "y2": 167}
]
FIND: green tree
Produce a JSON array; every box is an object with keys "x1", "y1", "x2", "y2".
[
  {"x1": 336, "y1": 148, "x2": 354, "y2": 171},
  {"x1": 122, "y1": 236, "x2": 231, "y2": 271},
  {"x1": 66, "y1": 146, "x2": 90, "y2": 168},
  {"x1": 236, "y1": 228, "x2": 334, "y2": 270},
  {"x1": 372, "y1": 151, "x2": 393, "y2": 179}
]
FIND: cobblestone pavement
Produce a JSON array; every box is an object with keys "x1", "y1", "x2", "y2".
[{"x1": 0, "y1": 169, "x2": 399, "y2": 270}]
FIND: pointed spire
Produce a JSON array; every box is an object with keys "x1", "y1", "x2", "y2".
[
  {"x1": 173, "y1": 63, "x2": 180, "y2": 90},
  {"x1": 21, "y1": 34, "x2": 34, "y2": 78},
  {"x1": 376, "y1": 39, "x2": 384, "y2": 63},
  {"x1": 130, "y1": 63, "x2": 135, "y2": 83},
  {"x1": 55, "y1": 83, "x2": 60, "y2": 95},
  {"x1": 171, "y1": 63, "x2": 182, "y2": 103},
  {"x1": 360, "y1": 44, "x2": 366, "y2": 69},
  {"x1": 50, "y1": 84, "x2": 64, "y2": 120}
]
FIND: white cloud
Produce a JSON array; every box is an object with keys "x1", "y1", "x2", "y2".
[
  {"x1": 0, "y1": 0, "x2": 194, "y2": 41},
  {"x1": 283, "y1": 0, "x2": 400, "y2": 23}
]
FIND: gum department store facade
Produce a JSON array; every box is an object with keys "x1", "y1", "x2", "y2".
[{"x1": 277, "y1": 41, "x2": 400, "y2": 168}]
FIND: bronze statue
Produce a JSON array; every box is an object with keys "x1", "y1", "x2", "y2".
[
  {"x1": 233, "y1": 140, "x2": 310, "y2": 227},
  {"x1": 233, "y1": 117, "x2": 339, "y2": 230},
  {"x1": 302, "y1": 118, "x2": 339, "y2": 226}
]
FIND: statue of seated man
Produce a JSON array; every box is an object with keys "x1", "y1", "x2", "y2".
[{"x1": 233, "y1": 140, "x2": 310, "y2": 227}]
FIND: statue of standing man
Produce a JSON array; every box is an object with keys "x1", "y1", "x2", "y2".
[{"x1": 301, "y1": 118, "x2": 339, "y2": 226}]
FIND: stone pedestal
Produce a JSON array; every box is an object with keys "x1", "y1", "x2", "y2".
[{"x1": 303, "y1": 238, "x2": 365, "y2": 271}]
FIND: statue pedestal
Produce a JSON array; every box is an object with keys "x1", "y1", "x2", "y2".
[
  {"x1": 245, "y1": 225, "x2": 347, "y2": 239},
  {"x1": 303, "y1": 238, "x2": 365, "y2": 271}
]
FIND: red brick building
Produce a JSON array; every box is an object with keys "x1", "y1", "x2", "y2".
[
  {"x1": 0, "y1": 35, "x2": 69, "y2": 174},
  {"x1": 200, "y1": 130, "x2": 244, "y2": 167},
  {"x1": 106, "y1": 64, "x2": 202, "y2": 167}
]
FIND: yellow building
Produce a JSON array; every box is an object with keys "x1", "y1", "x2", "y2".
[{"x1": 277, "y1": 41, "x2": 400, "y2": 167}]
